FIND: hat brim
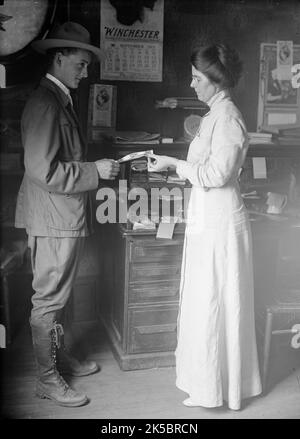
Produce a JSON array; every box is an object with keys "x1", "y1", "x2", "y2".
[{"x1": 31, "y1": 39, "x2": 106, "y2": 61}]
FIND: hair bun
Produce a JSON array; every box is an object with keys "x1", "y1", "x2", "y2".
[
  {"x1": 191, "y1": 43, "x2": 243, "y2": 89},
  {"x1": 215, "y1": 44, "x2": 243, "y2": 88}
]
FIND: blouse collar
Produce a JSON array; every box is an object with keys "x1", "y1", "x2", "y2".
[{"x1": 206, "y1": 89, "x2": 230, "y2": 111}]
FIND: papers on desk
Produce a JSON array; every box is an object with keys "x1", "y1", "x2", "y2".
[
  {"x1": 252, "y1": 157, "x2": 267, "y2": 179},
  {"x1": 242, "y1": 190, "x2": 261, "y2": 199},
  {"x1": 248, "y1": 132, "x2": 274, "y2": 145},
  {"x1": 114, "y1": 131, "x2": 160, "y2": 144},
  {"x1": 130, "y1": 159, "x2": 148, "y2": 171},
  {"x1": 156, "y1": 216, "x2": 180, "y2": 239},
  {"x1": 166, "y1": 174, "x2": 186, "y2": 185},
  {"x1": 132, "y1": 217, "x2": 156, "y2": 231},
  {"x1": 148, "y1": 171, "x2": 167, "y2": 182},
  {"x1": 155, "y1": 97, "x2": 209, "y2": 112}
]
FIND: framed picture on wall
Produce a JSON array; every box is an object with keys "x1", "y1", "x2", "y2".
[{"x1": 257, "y1": 42, "x2": 300, "y2": 133}]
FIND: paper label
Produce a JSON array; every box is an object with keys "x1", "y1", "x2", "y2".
[{"x1": 252, "y1": 157, "x2": 267, "y2": 179}]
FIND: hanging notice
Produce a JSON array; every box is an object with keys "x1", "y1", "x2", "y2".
[
  {"x1": 276, "y1": 40, "x2": 293, "y2": 81},
  {"x1": 100, "y1": 0, "x2": 164, "y2": 82}
]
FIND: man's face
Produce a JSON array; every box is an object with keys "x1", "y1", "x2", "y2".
[{"x1": 56, "y1": 49, "x2": 91, "y2": 89}]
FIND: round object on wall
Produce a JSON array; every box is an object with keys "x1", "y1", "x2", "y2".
[
  {"x1": 183, "y1": 113, "x2": 202, "y2": 140},
  {"x1": 0, "y1": 0, "x2": 57, "y2": 88}
]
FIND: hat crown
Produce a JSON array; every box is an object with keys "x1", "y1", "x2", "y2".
[
  {"x1": 31, "y1": 21, "x2": 105, "y2": 61},
  {"x1": 47, "y1": 22, "x2": 91, "y2": 46}
]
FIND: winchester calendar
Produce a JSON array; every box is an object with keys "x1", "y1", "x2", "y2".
[{"x1": 100, "y1": 0, "x2": 164, "y2": 82}]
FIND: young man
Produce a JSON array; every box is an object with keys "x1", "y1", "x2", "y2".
[{"x1": 15, "y1": 22, "x2": 120, "y2": 407}]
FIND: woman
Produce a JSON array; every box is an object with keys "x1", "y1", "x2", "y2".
[{"x1": 148, "y1": 44, "x2": 262, "y2": 410}]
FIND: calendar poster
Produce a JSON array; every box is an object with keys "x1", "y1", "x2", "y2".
[{"x1": 100, "y1": 0, "x2": 164, "y2": 82}]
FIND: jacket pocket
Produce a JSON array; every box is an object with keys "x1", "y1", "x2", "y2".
[{"x1": 46, "y1": 191, "x2": 86, "y2": 231}]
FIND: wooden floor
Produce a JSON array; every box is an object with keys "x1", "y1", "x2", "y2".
[{"x1": 1, "y1": 320, "x2": 300, "y2": 420}]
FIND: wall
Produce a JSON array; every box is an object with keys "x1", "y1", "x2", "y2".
[{"x1": 67, "y1": 0, "x2": 300, "y2": 137}]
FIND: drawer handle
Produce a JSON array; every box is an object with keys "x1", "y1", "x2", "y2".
[{"x1": 136, "y1": 323, "x2": 177, "y2": 335}]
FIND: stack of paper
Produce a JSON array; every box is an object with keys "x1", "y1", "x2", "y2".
[
  {"x1": 279, "y1": 127, "x2": 300, "y2": 137},
  {"x1": 114, "y1": 131, "x2": 160, "y2": 144},
  {"x1": 155, "y1": 97, "x2": 209, "y2": 112},
  {"x1": 248, "y1": 132, "x2": 273, "y2": 145},
  {"x1": 166, "y1": 173, "x2": 186, "y2": 185},
  {"x1": 130, "y1": 159, "x2": 148, "y2": 172},
  {"x1": 278, "y1": 137, "x2": 300, "y2": 145},
  {"x1": 132, "y1": 218, "x2": 156, "y2": 231},
  {"x1": 278, "y1": 127, "x2": 300, "y2": 145},
  {"x1": 148, "y1": 171, "x2": 168, "y2": 182}
]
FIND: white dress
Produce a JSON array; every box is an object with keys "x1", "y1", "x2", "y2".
[{"x1": 175, "y1": 90, "x2": 262, "y2": 410}]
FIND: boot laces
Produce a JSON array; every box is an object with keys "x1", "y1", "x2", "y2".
[
  {"x1": 51, "y1": 322, "x2": 76, "y2": 393},
  {"x1": 54, "y1": 370, "x2": 70, "y2": 393}
]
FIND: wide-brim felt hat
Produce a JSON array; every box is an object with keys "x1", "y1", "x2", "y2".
[{"x1": 31, "y1": 21, "x2": 105, "y2": 61}]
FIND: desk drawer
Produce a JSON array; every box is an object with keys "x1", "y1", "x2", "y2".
[
  {"x1": 129, "y1": 263, "x2": 181, "y2": 283},
  {"x1": 128, "y1": 280, "x2": 180, "y2": 304},
  {"x1": 129, "y1": 239, "x2": 183, "y2": 262},
  {"x1": 128, "y1": 304, "x2": 178, "y2": 354}
]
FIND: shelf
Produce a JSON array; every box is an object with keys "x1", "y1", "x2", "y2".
[
  {"x1": 1, "y1": 222, "x2": 15, "y2": 228},
  {"x1": 109, "y1": 141, "x2": 300, "y2": 157},
  {"x1": 248, "y1": 144, "x2": 300, "y2": 157},
  {"x1": 0, "y1": 169, "x2": 24, "y2": 176}
]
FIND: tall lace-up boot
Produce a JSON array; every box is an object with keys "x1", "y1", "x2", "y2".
[
  {"x1": 55, "y1": 323, "x2": 99, "y2": 377},
  {"x1": 30, "y1": 318, "x2": 88, "y2": 407}
]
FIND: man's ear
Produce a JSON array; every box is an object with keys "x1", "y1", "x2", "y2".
[{"x1": 55, "y1": 52, "x2": 63, "y2": 67}]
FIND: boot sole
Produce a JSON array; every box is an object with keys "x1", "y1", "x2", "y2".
[{"x1": 36, "y1": 389, "x2": 88, "y2": 407}]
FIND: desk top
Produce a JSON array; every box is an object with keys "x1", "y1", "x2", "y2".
[{"x1": 118, "y1": 212, "x2": 300, "y2": 237}]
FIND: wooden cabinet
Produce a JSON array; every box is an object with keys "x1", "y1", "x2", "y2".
[{"x1": 98, "y1": 224, "x2": 184, "y2": 370}]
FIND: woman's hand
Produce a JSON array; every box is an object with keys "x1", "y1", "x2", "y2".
[{"x1": 148, "y1": 154, "x2": 178, "y2": 172}]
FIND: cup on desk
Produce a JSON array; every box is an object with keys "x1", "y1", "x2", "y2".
[{"x1": 266, "y1": 192, "x2": 287, "y2": 214}]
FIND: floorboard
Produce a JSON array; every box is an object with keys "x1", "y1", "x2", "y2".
[{"x1": 1, "y1": 321, "x2": 300, "y2": 419}]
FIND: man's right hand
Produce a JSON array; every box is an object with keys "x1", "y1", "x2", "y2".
[{"x1": 95, "y1": 159, "x2": 120, "y2": 180}]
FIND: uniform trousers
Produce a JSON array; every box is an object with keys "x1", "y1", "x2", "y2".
[{"x1": 28, "y1": 235, "x2": 84, "y2": 325}]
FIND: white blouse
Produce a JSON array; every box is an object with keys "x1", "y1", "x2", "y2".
[{"x1": 176, "y1": 89, "x2": 249, "y2": 189}]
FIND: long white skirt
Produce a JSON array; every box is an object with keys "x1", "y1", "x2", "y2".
[{"x1": 175, "y1": 187, "x2": 262, "y2": 410}]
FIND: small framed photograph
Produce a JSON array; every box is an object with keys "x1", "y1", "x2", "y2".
[{"x1": 88, "y1": 84, "x2": 117, "y2": 128}]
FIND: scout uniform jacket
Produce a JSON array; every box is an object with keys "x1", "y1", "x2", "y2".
[{"x1": 15, "y1": 77, "x2": 99, "y2": 237}]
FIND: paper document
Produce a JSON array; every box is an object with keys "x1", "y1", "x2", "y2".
[
  {"x1": 118, "y1": 150, "x2": 154, "y2": 163},
  {"x1": 268, "y1": 113, "x2": 297, "y2": 125},
  {"x1": 156, "y1": 222, "x2": 176, "y2": 239},
  {"x1": 252, "y1": 157, "x2": 267, "y2": 179},
  {"x1": 156, "y1": 216, "x2": 179, "y2": 239}
]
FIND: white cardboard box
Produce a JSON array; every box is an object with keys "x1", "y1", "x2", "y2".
[{"x1": 88, "y1": 84, "x2": 117, "y2": 128}]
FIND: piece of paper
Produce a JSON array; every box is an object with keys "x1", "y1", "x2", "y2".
[
  {"x1": 118, "y1": 150, "x2": 153, "y2": 163},
  {"x1": 156, "y1": 216, "x2": 180, "y2": 239},
  {"x1": 252, "y1": 157, "x2": 267, "y2": 179},
  {"x1": 156, "y1": 222, "x2": 176, "y2": 239},
  {"x1": 0, "y1": 64, "x2": 5, "y2": 88},
  {"x1": 277, "y1": 40, "x2": 293, "y2": 80},
  {"x1": 268, "y1": 113, "x2": 297, "y2": 125}
]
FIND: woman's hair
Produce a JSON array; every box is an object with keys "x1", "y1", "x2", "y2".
[{"x1": 191, "y1": 44, "x2": 243, "y2": 88}]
